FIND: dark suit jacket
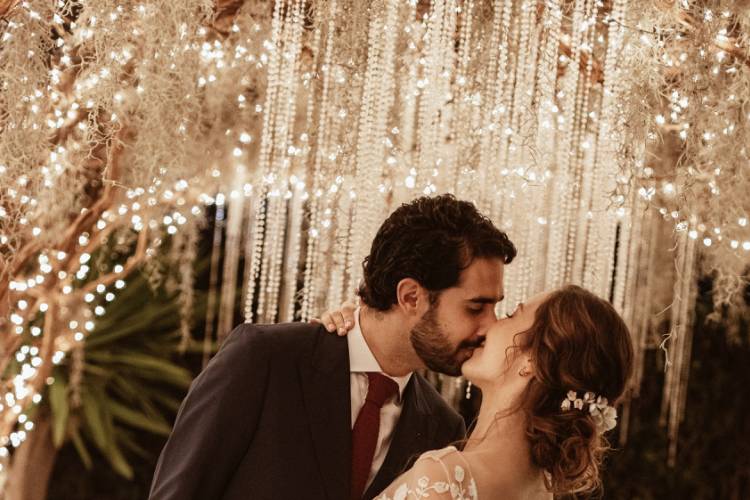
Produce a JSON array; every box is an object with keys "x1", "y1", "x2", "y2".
[{"x1": 149, "y1": 322, "x2": 466, "y2": 500}]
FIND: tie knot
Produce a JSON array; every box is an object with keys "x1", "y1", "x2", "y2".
[{"x1": 365, "y1": 372, "x2": 399, "y2": 408}]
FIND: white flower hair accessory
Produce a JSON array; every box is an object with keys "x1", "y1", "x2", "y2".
[{"x1": 560, "y1": 390, "x2": 618, "y2": 433}]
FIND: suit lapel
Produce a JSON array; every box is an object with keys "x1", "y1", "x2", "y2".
[
  {"x1": 299, "y1": 328, "x2": 352, "y2": 500},
  {"x1": 363, "y1": 375, "x2": 437, "y2": 499}
]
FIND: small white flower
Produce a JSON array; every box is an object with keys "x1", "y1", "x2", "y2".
[
  {"x1": 454, "y1": 465, "x2": 465, "y2": 482},
  {"x1": 417, "y1": 476, "x2": 429, "y2": 488},
  {"x1": 450, "y1": 483, "x2": 460, "y2": 496},
  {"x1": 393, "y1": 484, "x2": 408, "y2": 500},
  {"x1": 601, "y1": 406, "x2": 618, "y2": 431},
  {"x1": 562, "y1": 390, "x2": 619, "y2": 433},
  {"x1": 468, "y1": 479, "x2": 478, "y2": 498},
  {"x1": 434, "y1": 482, "x2": 449, "y2": 493}
]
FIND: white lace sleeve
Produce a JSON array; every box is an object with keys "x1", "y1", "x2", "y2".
[{"x1": 373, "y1": 446, "x2": 478, "y2": 500}]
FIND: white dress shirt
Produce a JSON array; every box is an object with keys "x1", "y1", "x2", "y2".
[{"x1": 348, "y1": 308, "x2": 412, "y2": 492}]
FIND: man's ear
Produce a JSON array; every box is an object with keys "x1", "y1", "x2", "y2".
[{"x1": 395, "y1": 278, "x2": 429, "y2": 316}]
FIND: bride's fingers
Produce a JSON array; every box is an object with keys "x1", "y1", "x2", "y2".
[
  {"x1": 341, "y1": 308, "x2": 355, "y2": 328},
  {"x1": 331, "y1": 311, "x2": 349, "y2": 335},
  {"x1": 318, "y1": 312, "x2": 337, "y2": 332}
]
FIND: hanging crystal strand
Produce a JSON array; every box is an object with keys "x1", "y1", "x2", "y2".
[
  {"x1": 566, "y1": 0, "x2": 599, "y2": 288},
  {"x1": 258, "y1": 195, "x2": 286, "y2": 323},
  {"x1": 177, "y1": 221, "x2": 199, "y2": 353},
  {"x1": 242, "y1": 192, "x2": 258, "y2": 323},
  {"x1": 673, "y1": 246, "x2": 698, "y2": 458},
  {"x1": 266, "y1": 3, "x2": 305, "y2": 323},
  {"x1": 613, "y1": 189, "x2": 640, "y2": 314},
  {"x1": 397, "y1": 6, "x2": 420, "y2": 193},
  {"x1": 301, "y1": 0, "x2": 336, "y2": 321},
  {"x1": 574, "y1": 129, "x2": 600, "y2": 287},
  {"x1": 560, "y1": 0, "x2": 595, "y2": 287},
  {"x1": 346, "y1": 50, "x2": 378, "y2": 293},
  {"x1": 495, "y1": 0, "x2": 531, "y2": 312},
  {"x1": 203, "y1": 198, "x2": 225, "y2": 367},
  {"x1": 509, "y1": 0, "x2": 540, "y2": 300},
  {"x1": 478, "y1": 0, "x2": 513, "y2": 215},
  {"x1": 326, "y1": 190, "x2": 354, "y2": 310},
  {"x1": 279, "y1": 184, "x2": 306, "y2": 322},
  {"x1": 415, "y1": 0, "x2": 446, "y2": 192},
  {"x1": 346, "y1": 1, "x2": 383, "y2": 295},
  {"x1": 450, "y1": 0, "x2": 475, "y2": 195},
  {"x1": 493, "y1": 0, "x2": 527, "y2": 224},
  {"x1": 284, "y1": 2, "x2": 324, "y2": 323},
  {"x1": 506, "y1": 0, "x2": 538, "y2": 165},
  {"x1": 434, "y1": 1, "x2": 459, "y2": 194},
  {"x1": 631, "y1": 206, "x2": 659, "y2": 395},
  {"x1": 660, "y1": 227, "x2": 698, "y2": 466},
  {"x1": 218, "y1": 167, "x2": 247, "y2": 343},
  {"x1": 472, "y1": 0, "x2": 504, "y2": 210},
  {"x1": 615, "y1": 192, "x2": 646, "y2": 446},
  {"x1": 346, "y1": 0, "x2": 400, "y2": 295},
  {"x1": 258, "y1": 0, "x2": 305, "y2": 323},
  {"x1": 555, "y1": 0, "x2": 585, "y2": 284},
  {"x1": 582, "y1": 0, "x2": 628, "y2": 296},
  {"x1": 539, "y1": 0, "x2": 565, "y2": 291},
  {"x1": 244, "y1": 0, "x2": 286, "y2": 323}
]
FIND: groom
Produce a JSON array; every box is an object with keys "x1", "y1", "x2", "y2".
[{"x1": 149, "y1": 194, "x2": 516, "y2": 500}]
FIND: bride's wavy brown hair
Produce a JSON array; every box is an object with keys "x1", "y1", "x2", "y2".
[{"x1": 515, "y1": 285, "x2": 634, "y2": 496}]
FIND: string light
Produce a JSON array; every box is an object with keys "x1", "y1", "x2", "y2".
[{"x1": 0, "y1": 0, "x2": 746, "y2": 475}]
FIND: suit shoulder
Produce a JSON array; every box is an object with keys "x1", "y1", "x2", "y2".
[{"x1": 223, "y1": 321, "x2": 327, "y2": 354}]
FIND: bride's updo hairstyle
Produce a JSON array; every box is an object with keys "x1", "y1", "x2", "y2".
[{"x1": 516, "y1": 285, "x2": 633, "y2": 495}]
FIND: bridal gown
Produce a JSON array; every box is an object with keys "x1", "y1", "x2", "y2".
[{"x1": 373, "y1": 446, "x2": 478, "y2": 500}]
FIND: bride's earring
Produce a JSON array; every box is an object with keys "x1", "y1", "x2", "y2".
[
  {"x1": 465, "y1": 380, "x2": 472, "y2": 399},
  {"x1": 518, "y1": 358, "x2": 533, "y2": 377}
]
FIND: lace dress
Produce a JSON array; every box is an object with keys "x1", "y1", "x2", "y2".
[{"x1": 373, "y1": 446, "x2": 478, "y2": 500}]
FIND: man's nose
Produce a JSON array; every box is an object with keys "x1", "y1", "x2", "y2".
[{"x1": 476, "y1": 324, "x2": 490, "y2": 338}]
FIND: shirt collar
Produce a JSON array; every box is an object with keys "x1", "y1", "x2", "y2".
[{"x1": 347, "y1": 308, "x2": 412, "y2": 401}]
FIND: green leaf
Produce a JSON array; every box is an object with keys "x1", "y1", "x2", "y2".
[
  {"x1": 104, "y1": 439, "x2": 134, "y2": 480},
  {"x1": 107, "y1": 399, "x2": 172, "y2": 435},
  {"x1": 81, "y1": 387, "x2": 109, "y2": 451},
  {"x1": 86, "y1": 311, "x2": 178, "y2": 349},
  {"x1": 70, "y1": 426, "x2": 93, "y2": 469},
  {"x1": 117, "y1": 429, "x2": 151, "y2": 459},
  {"x1": 82, "y1": 363, "x2": 114, "y2": 378},
  {"x1": 48, "y1": 379, "x2": 69, "y2": 448},
  {"x1": 89, "y1": 353, "x2": 193, "y2": 388},
  {"x1": 146, "y1": 391, "x2": 184, "y2": 413}
]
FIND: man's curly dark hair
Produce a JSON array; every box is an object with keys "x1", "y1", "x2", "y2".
[{"x1": 357, "y1": 194, "x2": 517, "y2": 311}]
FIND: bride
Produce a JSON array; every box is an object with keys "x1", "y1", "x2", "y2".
[{"x1": 320, "y1": 285, "x2": 633, "y2": 499}]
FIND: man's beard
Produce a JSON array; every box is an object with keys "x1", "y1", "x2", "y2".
[{"x1": 409, "y1": 305, "x2": 482, "y2": 376}]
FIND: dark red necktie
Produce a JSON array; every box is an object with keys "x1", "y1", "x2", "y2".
[{"x1": 350, "y1": 372, "x2": 399, "y2": 500}]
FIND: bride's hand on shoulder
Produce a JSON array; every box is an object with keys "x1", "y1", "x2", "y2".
[{"x1": 310, "y1": 300, "x2": 357, "y2": 336}]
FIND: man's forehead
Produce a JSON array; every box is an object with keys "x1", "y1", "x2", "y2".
[{"x1": 457, "y1": 258, "x2": 505, "y2": 300}]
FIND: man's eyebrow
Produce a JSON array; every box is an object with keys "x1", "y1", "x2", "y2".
[{"x1": 467, "y1": 295, "x2": 504, "y2": 304}]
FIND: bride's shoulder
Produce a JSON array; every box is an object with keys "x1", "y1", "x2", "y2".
[
  {"x1": 417, "y1": 445, "x2": 464, "y2": 462},
  {"x1": 374, "y1": 446, "x2": 478, "y2": 500}
]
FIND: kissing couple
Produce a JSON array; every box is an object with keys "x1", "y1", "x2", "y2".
[{"x1": 149, "y1": 194, "x2": 633, "y2": 500}]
